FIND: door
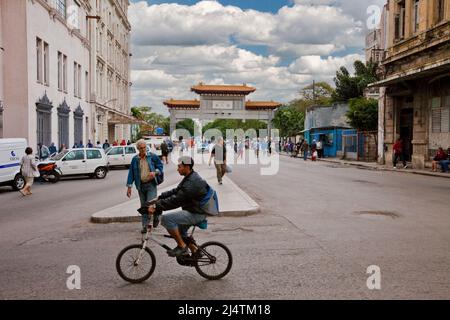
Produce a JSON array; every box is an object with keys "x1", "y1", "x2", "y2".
[
  {"x1": 86, "y1": 149, "x2": 103, "y2": 173},
  {"x1": 60, "y1": 150, "x2": 86, "y2": 175},
  {"x1": 124, "y1": 146, "x2": 137, "y2": 166},
  {"x1": 107, "y1": 146, "x2": 124, "y2": 166},
  {"x1": 400, "y1": 108, "x2": 413, "y2": 161}
]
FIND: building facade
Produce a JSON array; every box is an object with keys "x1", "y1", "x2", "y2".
[
  {"x1": 371, "y1": 0, "x2": 450, "y2": 168},
  {"x1": 0, "y1": 0, "x2": 134, "y2": 149}
]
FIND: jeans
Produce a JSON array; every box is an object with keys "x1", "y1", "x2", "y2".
[
  {"x1": 303, "y1": 150, "x2": 308, "y2": 161},
  {"x1": 138, "y1": 182, "x2": 157, "y2": 227},
  {"x1": 161, "y1": 210, "x2": 207, "y2": 237},
  {"x1": 439, "y1": 160, "x2": 450, "y2": 172}
]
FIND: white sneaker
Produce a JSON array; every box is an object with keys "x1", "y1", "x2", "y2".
[{"x1": 393, "y1": 166, "x2": 397, "y2": 169}]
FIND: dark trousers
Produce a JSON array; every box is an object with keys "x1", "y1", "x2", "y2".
[
  {"x1": 393, "y1": 153, "x2": 406, "y2": 167},
  {"x1": 215, "y1": 163, "x2": 226, "y2": 183}
]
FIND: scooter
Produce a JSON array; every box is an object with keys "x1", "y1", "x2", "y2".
[{"x1": 37, "y1": 161, "x2": 60, "y2": 183}]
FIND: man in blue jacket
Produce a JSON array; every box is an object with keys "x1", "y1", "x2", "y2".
[{"x1": 127, "y1": 139, "x2": 164, "y2": 229}]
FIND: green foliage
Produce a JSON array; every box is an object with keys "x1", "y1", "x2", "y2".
[
  {"x1": 332, "y1": 61, "x2": 379, "y2": 102},
  {"x1": 202, "y1": 119, "x2": 267, "y2": 136},
  {"x1": 346, "y1": 97, "x2": 378, "y2": 132},
  {"x1": 272, "y1": 105, "x2": 305, "y2": 137},
  {"x1": 131, "y1": 106, "x2": 170, "y2": 136},
  {"x1": 176, "y1": 119, "x2": 195, "y2": 136}
]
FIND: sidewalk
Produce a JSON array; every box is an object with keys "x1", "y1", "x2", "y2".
[
  {"x1": 91, "y1": 164, "x2": 260, "y2": 224},
  {"x1": 280, "y1": 152, "x2": 450, "y2": 179}
]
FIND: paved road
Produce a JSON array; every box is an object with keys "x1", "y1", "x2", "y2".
[{"x1": 0, "y1": 155, "x2": 449, "y2": 299}]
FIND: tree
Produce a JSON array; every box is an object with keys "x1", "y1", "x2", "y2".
[
  {"x1": 202, "y1": 119, "x2": 267, "y2": 136},
  {"x1": 346, "y1": 97, "x2": 378, "y2": 132},
  {"x1": 272, "y1": 105, "x2": 304, "y2": 138},
  {"x1": 176, "y1": 119, "x2": 195, "y2": 136},
  {"x1": 131, "y1": 106, "x2": 169, "y2": 136},
  {"x1": 332, "y1": 60, "x2": 379, "y2": 102}
]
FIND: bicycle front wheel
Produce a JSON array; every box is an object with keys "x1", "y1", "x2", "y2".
[
  {"x1": 194, "y1": 241, "x2": 232, "y2": 280},
  {"x1": 116, "y1": 244, "x2": 156, "y2": 283}
]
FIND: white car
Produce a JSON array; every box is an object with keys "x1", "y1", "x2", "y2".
[
  {"x1": 105, "y1": 145, "x2": 138, "y2": 168},
  {"x1": 0, "y1": 138, "x2": 27, "y2": 190},
  {"x1": 51, "y1": 148, "x2": 109, "y2": 179}
]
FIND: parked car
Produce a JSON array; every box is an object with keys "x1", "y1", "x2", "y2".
[
  {"x1": 0, "y1": 138, "x2": 27, "y2": 190},
  {"x1": 50, "y1": 148, "x2": 108, "y2": 179},
  {"x1": 105, "y1": 145, "x2": 139, "y2": 168}
]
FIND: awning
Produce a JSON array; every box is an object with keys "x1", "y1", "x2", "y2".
[
  {"x1": 95, "y1": 103, "x2": 146, "y2": 125},
  {"x1": 369, "y1": 59, "x2": 450, "y2": 87}
]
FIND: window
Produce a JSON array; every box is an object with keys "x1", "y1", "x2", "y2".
[
  {"x1": 413, "y1": 0, "x2": 420, "y2": 33},
  {"x1": 78, "y1": 64, "x2": 82, "y2": 98},
  {"x1": 125, "y1": 146, "x2": 136, "y2": 154},
  {"x1": 108, "y1": 147, "x2": 123, "y2": 155},
  {"x1": 395, "y1": 2, "x2": 406, "y2": 40},
  {"x1": 57, "y1": 52, "x2": 62, "y2": 90},
  {"x1": 74, "y1": 62, "x2": 78, "y2": 97},
  {"x1": 85, "y1": 71, "x2": 89, "y2": 102},
  {"x1": 36, "y1": 38, "x2": 42, "y2": 83},
  {"x1": 65, "y1": 150, "x2": 85, "y2": 161},
  {"x1": 63, "y1": 54, "x2": 67, "y2": 92},
  {"x1": 87, "y1": 149, "x2": 102, "y2": 159},
  {"x1": 431, "y1": 96, "x2": 450, "y2": 133},
  {"x1": 43, "y1": 42, "x2": 49, "y2": 85},
  {"x1": 54, "y1": 0, "x2": 66, "y2": 19}
]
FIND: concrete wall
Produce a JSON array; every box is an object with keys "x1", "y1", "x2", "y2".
[{"x1": 1, "y1": 0, "x2": 29, "y2": 141}]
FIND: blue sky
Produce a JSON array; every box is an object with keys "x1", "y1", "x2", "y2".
[{"x1": 128, "y1": 0, "x2": 385, "y2": 115}]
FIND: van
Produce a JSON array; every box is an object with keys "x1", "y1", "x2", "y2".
[{"x1": 0, "y1": 138, "x2": 27, "y2": 190}]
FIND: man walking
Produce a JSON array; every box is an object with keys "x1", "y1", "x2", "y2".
[
  {"x1": 209, "y1": 137, "x2": 227, "y2": 185},
  {"x1": 393, "y1": 138, "x2": 407, "y2": 169},
  {"x1": 127, "y1": 139, "x2": 164, "y2": 229}
]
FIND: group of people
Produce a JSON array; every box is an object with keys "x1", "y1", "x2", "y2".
[
  {"x1": 431, "y1": 147, "x2": 450, "y2": 173},
  {"x1": 282, "y1": 139, "x2": 322, "y2": 161}
]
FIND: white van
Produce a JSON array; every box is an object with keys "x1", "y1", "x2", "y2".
[
  {"x1": 51, "y1": 148, "x2": 109, "y2": 179},
  {"x1": 0, "y1": 138, "x2": 27, "y2": 190}
]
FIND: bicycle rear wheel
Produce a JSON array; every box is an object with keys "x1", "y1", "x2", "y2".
[
  {"x1": 194, "y1": 241, "x2": 232, "y2": 280},
  {"x1": 116, "y1": 244, "x2": 156, "y2": 283}
]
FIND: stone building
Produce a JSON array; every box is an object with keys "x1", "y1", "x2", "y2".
[
  {"x1": 0, "y1": 0, "x2": 134, "y2": 148},
  {"x1": 370, "y1": 0, "x2": 450, "y2": 168}
]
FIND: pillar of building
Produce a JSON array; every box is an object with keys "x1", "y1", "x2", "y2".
[
  {"x1": 378, "y1": 87, "x2": 386, "y2": 164},
  {"x1": 384, "y1": 92, "x2": 396, "y2": 166},
  {"x1": 169, "y1": 111, "x2": 176, "y2": 137},
  {"x1": 411, "y1": 87, "x2": 428, "y2": 169}
]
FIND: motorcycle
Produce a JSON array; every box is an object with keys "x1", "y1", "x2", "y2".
[{"x1": 37, "y1": 161, "x2": 60, "y2": 183}]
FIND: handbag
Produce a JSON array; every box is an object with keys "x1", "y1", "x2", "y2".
[{"x1": 225, "y1": 165, "x2": 232, "y2": 173}]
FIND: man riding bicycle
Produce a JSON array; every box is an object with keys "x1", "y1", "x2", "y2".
[{"x1": 146, "y1": 156, "x2": 208, "y2": 257}]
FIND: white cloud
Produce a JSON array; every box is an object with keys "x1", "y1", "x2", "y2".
[{"x1": 128, "y1": 1, "x2": 371, "y2": 115}]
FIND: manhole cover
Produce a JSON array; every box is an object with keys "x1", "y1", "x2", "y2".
[{"x1": 354, "y1": 210, "x2": 401, "y2": 219}]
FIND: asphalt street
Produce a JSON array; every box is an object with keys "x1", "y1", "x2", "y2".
[{"x1": 0, "y1": 155, "x2": 449, "y2": 299}]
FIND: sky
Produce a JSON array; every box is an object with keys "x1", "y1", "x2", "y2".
[{"x1": 128, "y1": 0, "x2": 386, "y2": 115}]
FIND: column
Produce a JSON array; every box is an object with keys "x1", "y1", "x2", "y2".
[
  {"x1": 378, "y1": 87, "x2": 386, "y2": 164},
  {"x1": 169, "y1": 111, "x2": 176, "y2": 137}
]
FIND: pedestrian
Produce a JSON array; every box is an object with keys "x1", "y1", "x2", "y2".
[
  {"x1": 19, "y1": 147, "x2": 39, "y2": 196},
  {"x1": 161, "y1": 140, "x2": 169, "y2": 164},
  {"x1": 120, "y1": 139, "x2": 126, "y2": 146},
  {"x1": 316, "y1": 139, "x2": 323, "y2": 158},
  {"x1": 431, "y1": 147, "x2": 447, "y2": 172},
  {"x1": 78, "y1": 141, "x2": 84, "y2": 148},
  {"x1": 393, "y1": 138, "x2": 407, "y2": 169},
  {"x1": 58, "y1": 143, "x2": 67, "y2": 153},
  {"x1": 268, "y1": 139, "x2": 272, "y2": 155},
  {"x1": 113, "y1": 140, "x2": 118, "y2": 146},
  {"x1": 127, "y1": 140, "x2": 132, "y2": 146},
  {"x1": 103, "y1": 139, "x2": 110, "y2": 150},
  {"x1": 209, "y1": 137, "x2": 227, "y2": 185},
  {"x1": 96, "y1": 141, "x2": 102, "y2": 148},
  {"x1": 48, "y1": 142, "x2": 57, "y2": 156},
  {"x1": 86, "y1": 140, "x2": 94, "y2": 148},
  {"x1": 127, "y1": 139, "x2": 164, "y2": 230},
  {"x1": 37, "y1": 142, "x2": 50, "y2": 160},
  {"x1": 237, "y1": 141, "x2": 244, "y2": 159},
  {"x1": 301, "y1": 141, "x2": 309, "y2": 161},
  {"x1": 72, "y1": 142, "x2": 78, "y2": 149}
]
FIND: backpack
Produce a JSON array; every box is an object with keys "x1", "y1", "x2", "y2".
[{"x1": 199, "y1": 183, "x2": 219, "y2": 216}]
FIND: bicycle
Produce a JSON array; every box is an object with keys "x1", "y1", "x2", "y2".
[{"x1": 116, "y1": 219, "x2": 233, "y2": 283}]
